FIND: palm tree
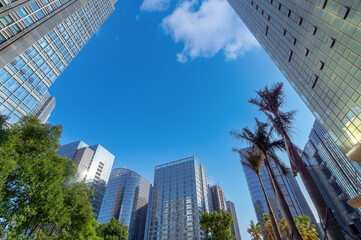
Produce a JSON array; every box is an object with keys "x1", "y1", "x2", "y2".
[
  {"x1": 232, "y1": 120, "x2": 303, "y2": 240},
  {"x1": 295, "y1": 215, "x2": 320, "y2": 240},
  {"x1": 263, "y1": 213, "x2": 276, "y2": 240},
  {"x1": 248, "y1": 220, "x2": 263, "y2": 240},
  {"x1": 279, "y1": 218, "x2": 290, "y2": 239},
  {"x1": 249, "y1": 82, "x2": 345, "y2": 239},
  {"x1": 236, "y1": 147, "x2": 282, "y2": 240}
]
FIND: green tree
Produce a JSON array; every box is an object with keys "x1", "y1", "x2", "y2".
[
  {"x1": 200, "y1": 210, "x2": 234, "y2": 240},
  {"x1": 279, "y1": 218, "x2": 290, "y2": 239},
  {"x1": 249, "y1": 82, "x2": 344, "y2": 239},
  {"x1": 96, "y1": 217, "x2": 129, "y2": 240},
  {"x1": 294, "y1": 215, "x2": 319, "y2": 240},
  {"x1": 234, "y1": 147, "x2": 281, "y2": 240},
  {"x1": 247, "y1": 220, "x2": 263, "y2": 240},
  {"x1": 0, "y1": 116, "x2": 98, "y2": 239},
  {"x1": 263, "y1": 213, "x2": 276, "y2": 240},
  {"x1": 232, "y1": 120, "x2": 300, "y2": 240}
]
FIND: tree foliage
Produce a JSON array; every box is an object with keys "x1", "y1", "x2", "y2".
[
  {"x1": 200, "y1": 210, "x2": 234, "y2": 240},
  {"x1": 0, "y1": 116, "x2": 98, "y2": 239},
  {"x1": 96, "y1": 217, "x2": 129, "y2": 240},
  {"x1": 247, "y1": 220, "x2": 263, "y2": 240}
]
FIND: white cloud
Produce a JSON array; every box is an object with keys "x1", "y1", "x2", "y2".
[
  {"x1": 161, "y1": 0, "x2": 259, "y2": 63},
  {"x1": 140, "y1": 0, "x2": 170, "y2": 11}
]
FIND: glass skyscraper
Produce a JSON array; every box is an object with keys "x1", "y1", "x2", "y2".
[
  {"x1": 208, "y1": 185, "x2": 227, "y2": 213},
  {"x1": 0, "y1": 0, "x2": 116, "y2": 123},
  {"x1": 227, "y1": 0, "x2": 361, "y2": 157},
  {"x1": 241, "y1": 147, "x2": 320, "y2": 232},
  {"x1": 97, "y1": 168, "x2": 151, "y2": 240},
  {"x1": 303, "y1": 120, "x2": 361, "y2": 238},
  {"x1": 226, "y1": 201, "x2": 242, "y2": 240},
  {"x1": 58, "y1": 140, "x2": 115, "y2": 217},
  {"x1": 145, "y1": 156, "x2": 209, "y2": 240}
]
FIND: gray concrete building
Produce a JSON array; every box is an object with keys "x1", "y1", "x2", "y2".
[
  {"x1": 98, "y1": 168, "x2": 151, "y2": 240},
  {"x1": 145, "y1": 157, "x2": 209, "y2": 240},
  {"x1": 303, "y1": 120, "x2": 361, "y2": 239},
  {"x1": 227, "y1": 0, "x2": 361, "y2": 159},
  {"x1": 208, "y1": 185, "x2": 227, "y2": 213},
  {"x1": 58, "y1": 140, "x2": 115, "y2": 217},
  {"x1": 0, "y1": 0, "x2": 116, "y2": 123},
  {"x1": 226, "y1": 201, "x2": 242, "y2": 240}
]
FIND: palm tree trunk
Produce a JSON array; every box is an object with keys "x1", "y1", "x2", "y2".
[
  {"x1": 283, "y1": 134, "x2": 346, "y2": 240},
  {"x1": 263, "y1": 158, "x2": 303, "y2": 240},
  {"x1": 257, "y1": 174, "x2": 282, "y2": 240}
]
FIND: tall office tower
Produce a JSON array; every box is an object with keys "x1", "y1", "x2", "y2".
[
  {"x1": 226, "y1": 201, "x2": 242, "y2": 240},
  {"x1": 208, "y1": 185, "x2": 227, "y2": 213},
  {"x1": 145, "y1": 157, "x2": 209, "y2": 240},
  {"x1": 58, "y1": 140, "x2": 115, "y2": 216},
  {"x1": 241, "y1": 147, "x2": 320, "y2": 231},
  {"x1": 97, "y1": 168, "x2": 151, "y2": 240},
  {"x1": 0, "y1": 0, "x2": 116, "y2": 123},
  {"x1": 303, "y1": 120, "x2": 361, "y2": 238},
  {"x1": 227, "y1": 0, "x2": 361, "y2": 158}
]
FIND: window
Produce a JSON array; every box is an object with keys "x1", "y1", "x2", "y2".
[
  {"x1": 313, "y1": 26, "x2": 317, "y2": 35},
  {"x1": 330, "y1": 38, "x2": 336, "y2": 48},
  {"x1": 341, "y1": 6, "x2": 350, "y2": 19},
  {"x1": 265, "y1": 26, "x2": 269, "y2": 36},
  {"x1": 321, "y1": 0, "x2": 327, "y2": 9},
  {"x1": 299, "y1": 17, "x2": 303, "y2": 25},
  {"x1": 288, "y1": 50, "x2": 293, "y2": 62},
  {"x1": 305, "y1": 48, "x2": 309, "y2": 56},
  {"x1": 320, "y1": 61, "x2": 325, "y2": 70},
  {"x1": 293, "y1": 38, "x2": 297, "y2": 45},
  {"x1": 0, "y1": 33, "x2": 5, "y2": 44},
  {"x1": 312, "y1": 75, "x2": 319, "y2": 89},
  {"x1": 278, "y1": 3, "x2": 281, "y2": 10},
  {"x1": 268, "y1": 15, "x2": 270, "y2": 21},
  {"x1": 0, "y1": 15, "x2": 14, "y2": 26},
  {"x1": 16, "y1": 8, "x2": 28, "y2": 18},
  {"x1": 288, "y1": 9, "x2": 291, "y2": 17},
  {"x1": 283, "y1": 29, "x2": 286, "y2": 36}
]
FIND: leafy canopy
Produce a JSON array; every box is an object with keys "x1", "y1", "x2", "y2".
[
  {"x1": 200, "y1": 210, "x2": 235, "y2": 240},
  {"x1": 96, "y1": 217, "x2": 129, "y2": 240}
]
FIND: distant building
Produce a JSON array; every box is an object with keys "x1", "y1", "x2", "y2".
[
  {"x1": 208, "y1": 185, "x2": 227, "y2": 213},
  {"x1": 0, "y1": 0, "x2": 117, "y2": 123},
  {"x1": 97, "y1": 168, "x2": 151, "y2": 240},
  {"x1": 58, "y1": 141, "x2": 114, "y2": 217},
  {"x1": 241, "y1": 147, "x2": 320, "y2": 233},
  {"x1": 227, "y1": 0, "x2": 361, "y2": 158},
  {"x1": 145, "y1": 156, "x2": 209, "y2": 240},
  {"x1": 226, "y1": 201, "x2": 242, "y2": 240},
  {"x1": 303, "y1": 120, "x2": 361, "y2": 238}
]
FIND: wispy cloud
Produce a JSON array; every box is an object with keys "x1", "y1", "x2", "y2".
[
  {"x1": 140, "y1": 0, "x2": 170, "y2": 11},
  {"x1": 161, "y1": 0, "x2": 259, "y2": 63}
]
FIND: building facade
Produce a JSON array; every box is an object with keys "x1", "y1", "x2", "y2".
[
  {"x1": 97, "y1": 168, "x2": 151, "y2": 240},
  {"x1": 303, "y1": 120, "x2": 361, "y2": 238},
  {"x1": 241, "y1": 148, "x2": 320, "y2": 232},
  {"x1": 227, "y1": 0, "x2": 361, "y2": 157},
  {"x1": 145, "y1": 156, "x2": 209, "y2": 240},
  {"x1": 58, "y1": 140, "x2": 115, "y2": 216},
  {"x1": 226, "y1": 201, "x2": 242, "y2": 240},
  {"x1": 208, "y1": 185, "x2": 227, "y2": 213},
  {"x1": 0, "y1": 0, "x2": 116, "y2": 123}
]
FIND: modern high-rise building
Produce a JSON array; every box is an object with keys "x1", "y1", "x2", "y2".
[
  {"x1": 241, "y1": 147, "x2": 320, "y2": 232},
  {"x1": 303, "y1": 120, "x2": 361, "y2": 238},
  {"x1": 0, "y1": 0, "x2": 116, "y2": 123},
  {"x1": 145, "y1": 156, "x2": 209, "y2": 240},
  {"x1": 227, "y1": 0, "x2": 361, "y2": 158},
  {"x1": 226, "y1": 201, "x2": 242, "y2": 240},
  {"x1": 208, "y1": 185, "x2": 227, "y2": 213},
  {"x1": 58, "y1": 140, "x2": 115, "y2": 216},
  {"x1": 97, "y1": 168, "x2": 151, "y2": 240}
]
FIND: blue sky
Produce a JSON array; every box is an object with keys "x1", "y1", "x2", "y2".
[{"x1": 48, "y1": 0, "x2": 316, "y2": 238}]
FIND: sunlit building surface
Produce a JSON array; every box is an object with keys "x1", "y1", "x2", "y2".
[
  {"x1": 226, "y1": 200, "x2": 242, "y2": 240},
  {"x1": 145, "y1": 156, "x2": 209, "y2": 240},
  {"x1": 208, "y1": 185, "x2": 227, "y2": 213},
  {"x1": 227, "y1": 0, "x2": 361, "y2": 156},
  {"x1": 303, "y1": 120, "x2": 361, "y2": 238},
  {"x1": 241, "y1": 147, "x2": 320, "y2": 232},
  {"x1": 97, "y1": 168, "x2": 151, "y2": 240},
  {"x1": 58, "y1": 140, "x2": 115, "y2": 217},
  {"x1": 0, "y1": 0, "x2": 116, "y2": 123}
]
